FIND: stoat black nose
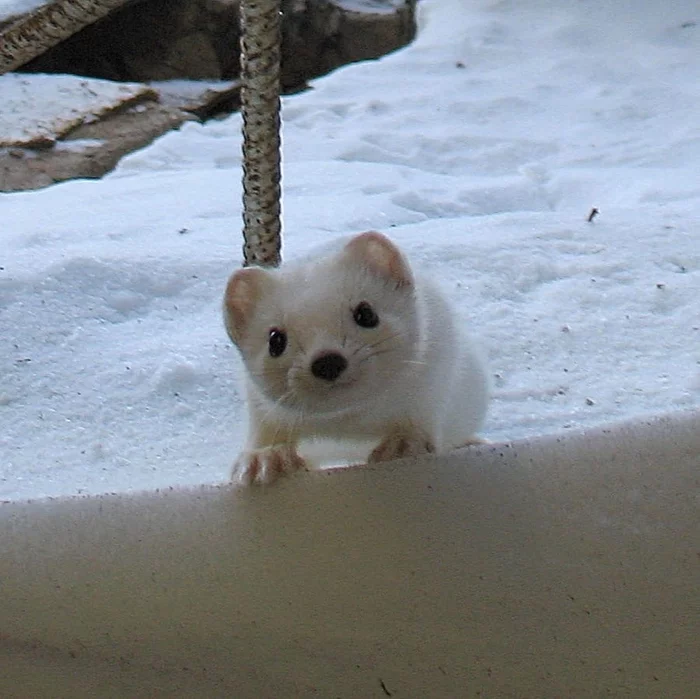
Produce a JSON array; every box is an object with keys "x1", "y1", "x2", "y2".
[{"x1": 311, "y1": 352, "x2": 348, "y2": 382}]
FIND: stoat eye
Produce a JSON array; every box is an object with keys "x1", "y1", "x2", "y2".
[
  {"x1": 268, "y1": 328, "x2": 287, "y2": 357},
  {"x1": 352, "y1": 301, "x2": 379, "y2": 328}
]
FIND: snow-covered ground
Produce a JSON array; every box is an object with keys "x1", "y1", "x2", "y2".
[
  {"x1": 0, "y1": 0, "x2": 44, "y2": 22},
  {"x1": 1, "y1": 0, "x2": 699, "y2": 501}
]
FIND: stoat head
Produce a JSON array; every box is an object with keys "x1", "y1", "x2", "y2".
[{"x1": 223, "y1": 231, "x2": 421, "y2": 416}]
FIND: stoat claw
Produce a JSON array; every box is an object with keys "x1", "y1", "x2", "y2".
[
  {"x1": 368, "y1": 431, "x2": 435, "y2": 464},
  {"x1": 232, "y1": 445, "x2": 307, "y2": 486}
]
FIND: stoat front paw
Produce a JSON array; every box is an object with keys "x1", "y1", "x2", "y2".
[
  {"x1": 368, "y1": 430, "x2": 435, "y2": 464},
  {"x1": 232, "y1": 445, "x2": 307, "y2": 486}
]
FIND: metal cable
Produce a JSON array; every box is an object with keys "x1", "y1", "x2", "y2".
[
  {"x1": 239, "y1": 0, "x2": 282, "y2": 268},
  {"x1": 0, "y1": 0, "x2": 132, "y2": 75}
]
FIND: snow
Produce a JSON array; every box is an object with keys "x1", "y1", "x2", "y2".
[
  {"x1": 1, "y1": 0, "x2": 699, "y2": 501},
  {"x1": 0, "y1": 73, "x2": 153, "y2": 147},
  {"x1": 0, "y1": 0, "x2": 44, "y2": 23}
]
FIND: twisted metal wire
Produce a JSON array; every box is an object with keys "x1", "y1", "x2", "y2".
[
  {"x1": 239, "y1": 0, "x2": 282, "y2": 268},
  {"x1": 0, "y1": 0, "x2": 132, "y2": 75}
]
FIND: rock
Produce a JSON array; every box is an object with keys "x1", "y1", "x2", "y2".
[
  {"x1": 17, "y1": 0, "x2": 417, "y2": 90},
  {"x1": 0, "y1": 73, "x2": 157, "y2": 148},
  {"x1": 0, "y1": 74, "x2": 246, "y2": 192},
  {"x1": 0, "y1": 0, "x2": 416, "y2": 191},
  {"x1": 0, "y1": 97, "x2": 193, "y2": 192},
  {"x1": 281, "y1": 0, "x2": 417, "y2": 89},
  {"x1": 153, "y1": 79, "x2": 242, "y2": 119}
]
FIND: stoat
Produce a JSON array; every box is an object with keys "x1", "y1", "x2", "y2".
[{"x1": 223, "y1": 231, "x2": 488, "y2": 485}]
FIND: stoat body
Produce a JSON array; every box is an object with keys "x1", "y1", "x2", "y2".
[{"x1": 223, "y1": 231, "x2": 488, "y2": 485}]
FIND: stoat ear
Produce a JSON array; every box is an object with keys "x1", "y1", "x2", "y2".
[
  {"x1": 344, "y1": 231, "x2": 413, "y2": 287},
  {"x1": 223, "y1": 267, "x2": 272, "y2": 344}
]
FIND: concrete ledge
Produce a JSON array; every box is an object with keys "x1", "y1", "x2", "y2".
[{"x1": 1, "y1": 410, "x2": 699, "y2": 696}]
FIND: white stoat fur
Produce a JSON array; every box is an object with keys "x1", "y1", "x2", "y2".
[{"x1": 223, "y1": 231, "x2": 489, "y2": 485}]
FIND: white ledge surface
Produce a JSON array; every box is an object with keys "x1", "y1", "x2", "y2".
[{"x1": 1, "y1": 411, "x2": 699, "y2": 697}]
